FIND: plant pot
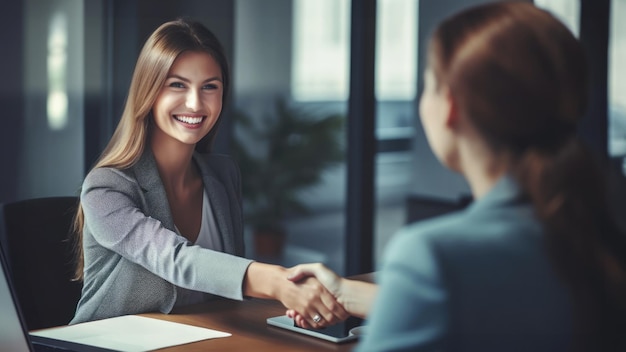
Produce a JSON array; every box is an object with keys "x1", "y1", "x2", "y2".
[{"x1": 253, "y1": 228, "x2": 286, "y2": 258}]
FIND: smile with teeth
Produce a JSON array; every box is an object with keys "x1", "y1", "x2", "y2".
[{"x1": 174, "y1": 115, "x2": 205, "y2": 125}]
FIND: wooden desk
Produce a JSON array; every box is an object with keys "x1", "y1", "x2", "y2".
[{"x1": 141, "y1": 273, "x2": 375, "y2": 351}]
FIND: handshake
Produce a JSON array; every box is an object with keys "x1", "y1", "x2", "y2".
[{"x1": 282, "y1": 263, "x2": 377, "y2": 329}]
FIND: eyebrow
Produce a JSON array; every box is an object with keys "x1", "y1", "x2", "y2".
[{"x1": 166, "y1": 74, "x2": 222, "y2": 83}]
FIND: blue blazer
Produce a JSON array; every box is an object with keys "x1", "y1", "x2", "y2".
[
  {"x1": 71, "y1": 149, "x2": 253, "y2": 324},
  {"x1": 357, "y1": 177, "x2": 573, "y2": 352}
]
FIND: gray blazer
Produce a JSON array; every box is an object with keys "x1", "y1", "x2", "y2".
[
  {"x1": 71, "y1": 149, "x2": 253, "y2": 324},
  {"x1": 356, "y1": 177, "x2": 574, "y2": 352}
]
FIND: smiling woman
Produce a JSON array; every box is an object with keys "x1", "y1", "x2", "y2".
[
  {"x1": 152, "y1": 51, "x2": 223, "y2": 147},
  {"x1": 69, "y1": 18, "x2": 349, "y2": 328},
  {"x1": 150, "y1": 51, "x2": 225, "y2": 244}
]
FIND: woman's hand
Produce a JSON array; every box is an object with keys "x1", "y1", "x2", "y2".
[
  {"x1": 287, "y1": 263, "x2": 343, "y2": 296},
  {"x1": 286, "y1": 263, "x2": 378, "y2": 327},
  {"x1": 243, "y1": 262, "x2": 349, "y2": 328},
  {"x1": 286, "y1": 263, "x2": 345, "y2": 328},
  {"x1": 277, "y1": 274, "x2": 350, "y2": 328}
]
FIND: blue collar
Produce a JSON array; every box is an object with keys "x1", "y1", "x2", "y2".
[{"x1": 468, "y1": 175, "x2": 525, "y2": 213}]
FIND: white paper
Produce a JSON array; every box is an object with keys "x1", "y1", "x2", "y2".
[{"x1": 30, "y1": 315, "x2": 231, "y2": 351}]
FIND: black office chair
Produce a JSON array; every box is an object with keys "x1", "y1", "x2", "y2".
[{"x1": 0, "y1": 196, "x2": 83, "y2": 330}]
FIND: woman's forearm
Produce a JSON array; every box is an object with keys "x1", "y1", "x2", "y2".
[
  {"x1": 338, "y1": 279, "x2": 378, "y2": 318},
  {"x1": 243, "y1": 262, "x2": 285, "y2": 299}
]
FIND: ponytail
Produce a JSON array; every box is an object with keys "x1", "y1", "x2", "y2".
[{"x1": 513, "y1": 138, "x2": 626, "y2": 351}]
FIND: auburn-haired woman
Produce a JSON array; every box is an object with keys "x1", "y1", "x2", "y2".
[
  {"x1": 288, "y1": 3, "x2": 626, "y2": 351},
  {"x1": 71, "y1": 19, "x2": 347, "y2": 327}
]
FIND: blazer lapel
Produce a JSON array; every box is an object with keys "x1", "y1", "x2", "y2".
[
  {"x1": 130, "y1": 149, "x2": 236, "y2": 254},
  {"x1": 132, "y1": 148, "x2": 177, "y2": 232}
]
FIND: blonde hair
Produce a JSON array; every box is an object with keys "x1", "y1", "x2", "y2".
[{"x1": 73, "y1": 18, "x2": 230, "y2": 280}]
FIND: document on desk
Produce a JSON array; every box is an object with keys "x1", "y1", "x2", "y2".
[{"x1": 30, "y1": 315, "x2": 231, "y2": 352}]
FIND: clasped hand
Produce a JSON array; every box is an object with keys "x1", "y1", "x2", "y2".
[{"x1": 284, "y1": 263, "x2": 346, "y2": 329}]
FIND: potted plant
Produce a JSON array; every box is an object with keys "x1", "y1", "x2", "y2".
[{"x1": 231, "y1": 98, "x2": 344, "y2": 257}]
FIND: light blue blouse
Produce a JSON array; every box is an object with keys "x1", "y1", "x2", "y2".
[{"x1": 356, "y1": 176, "x2": 573, "y2": 352}]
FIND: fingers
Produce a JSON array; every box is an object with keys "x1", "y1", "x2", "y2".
[
  {"x1": 297, "y1": 316, "x2": 311, "y2": 329},
  {"x1": 279, "y1": 277, "x2": 323, "y2": 328},
  {"x1": 280, "y1": 265, "x2": 350, "y2": 328},
  {"x1": 299, "y1": 280, "x2": 333, "y2": 328},
  {"x1": 309, "y1": 278, "x2": 346, "y2": 326},
  {"x1": 290, "y1": 312, "x2": 312, "y2": 329},
  {"x1": 286, "y1": 309, "x2": 316, "y2": 329},
  {"x1": 295, "y1": 315, "x2": 311, "y2": 329},
  {"x1": 319, "y1": 285, "x2": 351, "y2": 322},
  {"x1": 292, "y1": 277, "x2": 349, "y2": 328},
  {"x1": 287, "y1": 263, "x2": 341, "y2": 297},
  {"x1": 286, "y1": 263, "x2": 321, "y2": 282}
]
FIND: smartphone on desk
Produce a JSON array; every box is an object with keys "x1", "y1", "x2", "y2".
[{"x1": 266, "y1": 315, "x2": 364, "y2": 343}]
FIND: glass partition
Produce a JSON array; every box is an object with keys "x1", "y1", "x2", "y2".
[
  {"x1": 609, "y1": 0, "x2": 626, "y2": 172},
  {"x1": 534, "y1": 0, "x2": 580, "y2": 36},
  {"x1": 234, "y1": 0, "x2": 350, "y2": 275},
  {"x1": 373, "y1": 0, "x2": 418, "y2": 268}
]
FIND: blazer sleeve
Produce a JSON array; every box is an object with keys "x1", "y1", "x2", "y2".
[
  {"x1": 81, "y1": 167, "x2": 253, "y2": 301},
  {"x1": 356, "y1": 226, "x2": 449, "y2": 352}
]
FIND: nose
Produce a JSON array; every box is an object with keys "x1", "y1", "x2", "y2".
[{"x1": 185, "y1": 89, "x2": 201, "y2": 111}]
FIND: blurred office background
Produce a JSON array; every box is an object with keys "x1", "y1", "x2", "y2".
[{"x1": 1, "y1": 0, "x2": 624, "y2": 277}]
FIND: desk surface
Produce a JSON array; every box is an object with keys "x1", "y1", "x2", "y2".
[{"x1": 141, "y1": 273, "x2": 375, "y2": 351}]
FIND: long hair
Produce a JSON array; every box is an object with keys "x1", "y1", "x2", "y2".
[
  {"x1": 429, "y1": 2, "x2": 626, "y2": 350},
  {"x1": 72, "y1": 18, "x2": 231, "y2": 280}
]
